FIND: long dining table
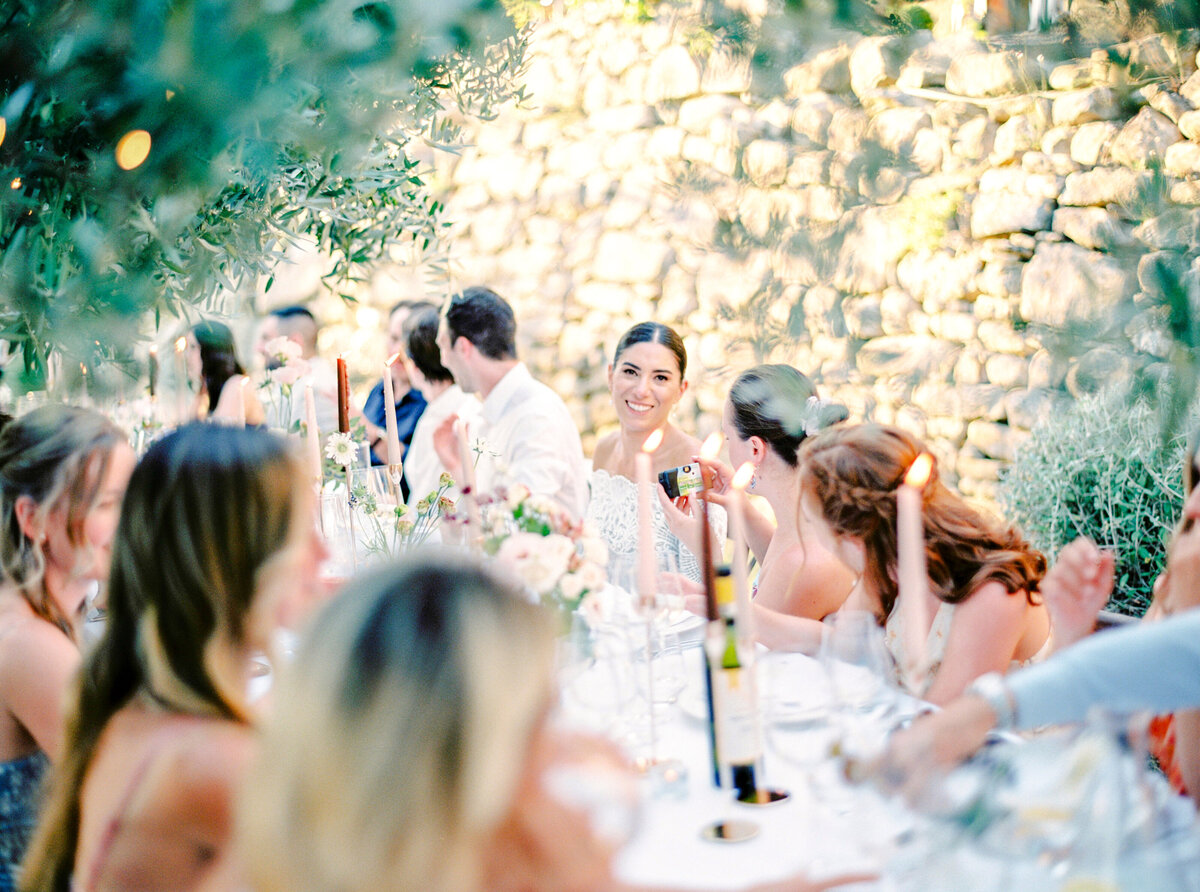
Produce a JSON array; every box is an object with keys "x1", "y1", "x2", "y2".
[{"x1": 558, "y1": 606, "x2": 1200, "y2": 892}]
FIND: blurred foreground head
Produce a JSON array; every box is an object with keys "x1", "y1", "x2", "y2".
[{"x1": 241, "y1": 555, "x2": 556, "y2": 892}]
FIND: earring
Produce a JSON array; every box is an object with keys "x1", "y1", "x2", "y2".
[{"x1": 749, "y1": 473, "x2": 758, "y2": 492}]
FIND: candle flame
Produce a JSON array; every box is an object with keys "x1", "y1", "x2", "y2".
[
  {"x1": 386, "y1": 352, "x2": 403, "y2": 367},
  {"x1": 149, "y1": 344, "x2": 158, "y2": 356},
  {"x1": 731, "y1": 461, "x2": 755, "y2": 491},
  {"x1": 904, "y1": 453, "x2": 934, "y2": 489},
  {"x1": 642, "y1": 428, "x2": 664, "y2": 454},
  {"x1": 10, "y1": 177, "x2": 20, "y2": 190},
  {"x1": 700, "y1": 431, "x2": 723, "y2": 461},
  {"x1": 79, "y1": 363, "x2": 87, "y2": 376},
  {"x1": 0, "y1": 117, "x2": 6, "y2": 148},
  {"x1": 174, "y1": 336, "x2": 187, "y2": 353},
  {"x1": 115, "y1": 130, "x2": 152, "y2": 171}
]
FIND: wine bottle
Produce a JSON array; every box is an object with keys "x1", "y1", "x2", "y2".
[{"x1": 704, "y1": 565, "x2": 762, "y2": 800}]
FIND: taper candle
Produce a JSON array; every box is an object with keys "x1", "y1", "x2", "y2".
[
  {"x1": 381, "y1": 353, "x2": 404, "y2": 468},
  {"x1": 336, "y1": 356, "x2": 350, "y2": 434},
  {"x1": 637, "y1": 428, "x2": 665, "y2": 607},
  {"x1": 897, "y1": 452, "x2": 935, "y2": 690},
  {"x1": 729, "y1": 461, "x2": 756, "y2": 641},
  {"x1": 698, "y1": 432, "x2": 724, "y2": 623},
  {"x1": 305, "y1": 384, "x2": 322, "y2": 487}
]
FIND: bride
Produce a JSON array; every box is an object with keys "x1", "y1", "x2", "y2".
[{"x1": 587, "y1": 322, "x2": 723, "y2": 586}]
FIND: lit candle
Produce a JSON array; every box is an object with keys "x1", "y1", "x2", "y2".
[
  {"x1": 79, "y1": 363, "x2": 89, "y2": 405},
  {"x1": 304, "y1": 384, "x2": 322, "y2": 488},
  {"x1": 729, "y1": 461, "x2": 756, "y2": 641},
  {"x1": 148, "y1": 345, "x2": 158, "y2": 399},
  {"x1": 698, "y1": 432, "x2": 724, "y2": 623},
  {"x1": 897, "y1": 452, "x2": 935, "y2": 691},
  {"x1": 336, "y1": 356, "x2": 350, "y2": 434},
  {"x1": 174, "y1": 336, "x2": 188, "y2": 423},
  {"x1": 637, "y1": 428, "x2": 665, "y2": 607},
  {"x1": 381, "y1": 352, "x2": 404, "y2": 468}
]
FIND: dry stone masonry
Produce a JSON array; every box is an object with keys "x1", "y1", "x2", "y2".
[{"x1": 423, "y1": 0, "x2": 1200, "y2": 505}]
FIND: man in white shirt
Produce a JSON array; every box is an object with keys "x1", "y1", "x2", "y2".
[
  {"x1": 434, "y1": 286, "x2": 588, "y2": 519},
  {"x1": 402, "y1": 305, "x2": 480, "y2": 507}
]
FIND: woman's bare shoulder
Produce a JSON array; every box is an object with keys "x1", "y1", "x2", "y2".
[{"x1": 591, "y1": 432, "x2": 619, "y2": 471}]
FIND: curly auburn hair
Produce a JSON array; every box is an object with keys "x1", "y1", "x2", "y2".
[{"x1": 799, "y1": 423, "x2": 1045, "y2": 622}]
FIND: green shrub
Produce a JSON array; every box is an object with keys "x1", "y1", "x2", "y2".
[{"x1": 998, "y1": 391, "x2": 1191, "y2": 617}]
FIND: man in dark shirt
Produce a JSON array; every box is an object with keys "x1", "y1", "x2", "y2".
[{"x1": 362, "y1": 301, "x2": 432, "y2": 499}]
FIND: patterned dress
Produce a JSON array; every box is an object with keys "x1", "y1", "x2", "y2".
[{"x1": 0, "y1": 751, "x2": 48, "y2": 891}]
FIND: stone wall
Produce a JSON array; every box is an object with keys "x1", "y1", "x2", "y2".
[{"x1": 423, "y1": 0, "x2": 1200, "y2": 503}]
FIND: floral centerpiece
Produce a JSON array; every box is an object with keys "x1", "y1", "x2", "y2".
[
  {"x1": 258, "y1": 336, "x2": 310, "y2": 433},
  {"x1": 474, "y1": 483, "x2": 609, "y2": 619},
  {"x1": 323, "y1": 431, "x2": 452, "y2": 562}
]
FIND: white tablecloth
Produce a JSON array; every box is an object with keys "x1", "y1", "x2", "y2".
[{"x1": 565, "y1": 635, "x2": 1200, "y2": 892}]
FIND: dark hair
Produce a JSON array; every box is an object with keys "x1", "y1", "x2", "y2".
[
  {"x1": 729, "y1": 365, "x2": 848, "y2": 467},
  {"x1": 268, "y1": 305, "x2": 317, "y2": 323},
  {"x1": 443, "y1": 287, "x2": 517, "y2": 361},
  {"x1": 405, "y1": 307, "x2": 453, "y2": 385},
  {"x1": 800, "y1": 423, "x2": 1045, "y2": 621},
  {"x1": 612, "y1": 322, "x2": 687, "y2": 378},
  {"x1": 390, "y1": 299, "x2": 435, "y2": 321},
  {"x1": 193, "y1": 320, "x2": 245, "y2": 416},
  {"x1": 0, "y1": 405, "x2": 126, "y2": 636},
  {"x1": 23, "y1": 424, "x2": 303, "y2": 891}
]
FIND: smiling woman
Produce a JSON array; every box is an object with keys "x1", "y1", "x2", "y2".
[
  {"x1": 0, "y1": 406, "x2": 134, "y2": 887},
  {"x1": 587, "y1": 322, "x2": 724, "y2": 585}
]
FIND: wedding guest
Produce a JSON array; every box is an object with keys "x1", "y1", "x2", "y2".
[
  {"x1": 238, "y1": 557, "x2": 872, "y2": 892},
  {"x1": 1020, "y1": 428, "x2": 1200, "y2": 798},
  {"x1": 258, "y1": 305, "x2": 338, "y2": 434},
  {"x1": 588, "y1": 322, "x2": 724, "y2": 585},
  {"x1": 187, "y1": 321, "x2": 265, "y2": 426},
  {"x1": 362, "y1": 302, "x2": 428, "y2": 494},
  {"x1": 799, "y1": 423, "x2": 1051, "y2": 705},
  {"x1": 877, "y1": 608, "x2": 1200, "y2": 797},
  {"x1": 401, "y1": 305, "x2": 479, "y2": 509},
  {"x1": 662, "y1": 365, "x2": 853, "y2": 628},
  {"x1": 21, "y1": 425, "x2": 327, "y2": 892},
  {"x1": 433, "y1": 287, "x2": 587, "y2": 518},
  {"x1": 0, "y1": 407, "x2": 134, "y2": 889}
]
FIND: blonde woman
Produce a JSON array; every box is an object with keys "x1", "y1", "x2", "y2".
[
  {"x1": 0, "y1": 406, "x2": 134, "y2": 888},
  {"x1": 240, "y1": 557, "x2": 871, "y2": 892},
  {"x1": 21, "y1": 424, "x2": 327, "y2": 892}
]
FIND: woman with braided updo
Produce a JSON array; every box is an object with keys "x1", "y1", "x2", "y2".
[
  {"x1": 659, "y1": 365, "x2": 854, "y2": 646},
  {"x1": 798, "y1": 423, "x2": 1051, "y2": 706}
]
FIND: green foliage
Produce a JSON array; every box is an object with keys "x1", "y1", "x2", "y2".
[
  {"x1": 998, "y1": 390, "x2": 1193, "y2": 617},
  {"x1": 0, "y1": 0, "x2": 526, "y2": 393}
]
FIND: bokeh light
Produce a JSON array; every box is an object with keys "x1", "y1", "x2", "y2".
[{"x1": 115, "y1": 130, "x2": 152, "y2": 170}]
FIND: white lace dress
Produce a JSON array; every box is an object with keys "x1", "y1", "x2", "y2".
[{"x1": 586, "y1": 469, "x2": 727, "y2": 586}]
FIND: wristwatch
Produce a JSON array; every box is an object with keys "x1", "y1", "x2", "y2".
[{"x1": 965, "y1": 672, "x2": 1017, "y2": 731}]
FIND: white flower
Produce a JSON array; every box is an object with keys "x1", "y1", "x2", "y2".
[
  {"x1": 558, "y1": 571, "x2": 586, "y2": 604},
  {"x1": 265, "y1": 336, "x2": 304, "y2": 363},
  {"x1": 579, "y1": 590, "x2": 610, "y2": 626},
  {"x1": 576, "y1": 561, "x2": 606, "y2": 593},
  {"x1": 267, "y1": 359, "x2": 310, "y2": 387},
  {"x1": 471, "y1": 437, "x2": 497, "y2": 457},
  {"x1": 324, "y1": 432, "x2": 357, "y2": 468},
  {"x1": 496, "y1": 532, "x2": 573, "y2": 595},
  {"x1": 505, "y1": 483, "x2": 531, "y2": 511}
]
